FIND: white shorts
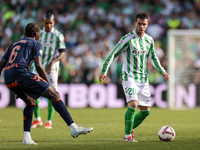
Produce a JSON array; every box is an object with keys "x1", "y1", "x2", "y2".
[
  {"x1": 32, "y1": 62, "x2": 59, "y2": 90},
  {"x1": 46, "y1": 68, "x2": 58, "y2": 89},
  {"x1": 122, "y1": 78, "x2": 151, "y2": 107}
]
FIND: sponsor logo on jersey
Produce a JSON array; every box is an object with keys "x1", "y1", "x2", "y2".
[
  {"x1": 5, "y1": 63, "x2": 18, "y2": 70},
  {"x1": 145, "y1": 41, "x2": 150, "y2": 47},
  {"x1": 132, "y1": 50, "x2": 148, "y2": 55},
  {"x1": 42, "y1": 43, "x2": 53, "y2": 47}
]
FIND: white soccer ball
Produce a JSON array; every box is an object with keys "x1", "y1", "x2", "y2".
[{"x1": 158, "y1": 126, "x2": 175, "y2": 142}]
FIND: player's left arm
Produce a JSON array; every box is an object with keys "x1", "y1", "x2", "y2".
[
  {"x1": 0, "y1": 46, "x2": 11, "y2": 75},
  {"x1": 147, "y1": 39, "x2": 169, "y2": 81},
  {"x1": 162, "y1": 71, "x2": 169, "y2": 81},
  {"x1": 45, "y1": 33, "x2": 66, "y2": 74},
  {"x1": 34, "y1": 56, "x2": 50, "y2": 83},
  {"x1": 45, "y1": 49, "x2": 66, "y2": 74},
  {"x1": 0, "y1": 59, "x2": 7, "y2": 75},
  {"x1": 28, "y1": 60, "x2": 33, "y2": 72}
]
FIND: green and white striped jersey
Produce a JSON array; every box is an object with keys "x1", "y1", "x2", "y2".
[
  {"x1": 101, "y1": 29, "x2": 165, "y2": 83},
  {"x1": 32, "y1": 27, "x2": 66, "y2": 72}
]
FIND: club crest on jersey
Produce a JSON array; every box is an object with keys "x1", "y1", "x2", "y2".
[
  {"x1": 145, "y1": 41, "x2": 150, "y2": 47},
  {"x1": 132, "y1": 50, "x2": 148, "y2": 55},
  {"x1": 119, "y1": 39, "x2": 123, "y2": 43}
]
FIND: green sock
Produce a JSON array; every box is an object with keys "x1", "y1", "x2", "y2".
[
  {"x1": 34, "y1": 99, "x2": 40, "y2": 118},
  {"x1": 125, "y1": 107, "x2": 136, "y2": 135},
  {"x1": 132, "y1": 110, "x2": 150, "y2": 129},
  {"x1": 47, "y1": 100, "x2": 55, "y2": 121}
]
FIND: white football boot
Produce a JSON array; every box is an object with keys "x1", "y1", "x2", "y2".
[
  {"x1": 71, "y1": 126, "x2": 93, "y2": 138},
  {"x1": 22, "y1": 139, "x2": 38, "y2": 145}
]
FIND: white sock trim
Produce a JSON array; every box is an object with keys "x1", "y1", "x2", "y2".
[
  {"x1": 128, "y1": 107, "x2": 137, "y2": 110},
  {"x1": 125, "y1": 134, "x2": 132, "y2": 138},
  {"x1": 24, "y1": 131, "x2": 32, "y2": 140},
  {"x1": 69, "y1": 123, "x2": 78, "y2": 131},
  {"x1": 46, "y1": 120, "x2": 52, "y2": 124},
  {"x1": 35, "y1": 117, "x2": 41, "y2": 121},
  {"x1": 140, "y1": 109, "x2": 150, "y2": 111}
]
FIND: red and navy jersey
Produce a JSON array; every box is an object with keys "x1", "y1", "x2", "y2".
[{"x1": 2, "y1": 37, "x2": 43, "y2": 84}]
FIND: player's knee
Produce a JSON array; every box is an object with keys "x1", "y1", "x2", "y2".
[
  {"x1": 24, "y1": 96, "x2": 36, "y2": 105},
  {"x1": 141, "y1": 109, "x2": 150, "y2": 117},
  {"x1": 48, "y1": 90, "x2": 60, "y2": 102},
  {"x1": 44, "y1": 86, "x2": 60, "y2": 101},
  {"x1": 54, "y1": 91, "x2": 60, "y2": 100},
  {"x1": 128, "y1": 100, "x2": 138, "y2": 108}
]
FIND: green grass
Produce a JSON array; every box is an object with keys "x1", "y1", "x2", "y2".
[{"x1": 0, "y1": 107, "x2": 200, "y2": 150}]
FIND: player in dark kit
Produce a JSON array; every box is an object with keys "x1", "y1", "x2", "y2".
[{"x1": 0, "y1": 23, "x2": 93, "y2": 145}]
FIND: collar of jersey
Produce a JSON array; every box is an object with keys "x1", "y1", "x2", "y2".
[
  {"x1": 133, "y1": 29, "x2": 145, "y2": 40},
  {"x1": 43, "y1": 27, "x2": 54, "y2": 33}
]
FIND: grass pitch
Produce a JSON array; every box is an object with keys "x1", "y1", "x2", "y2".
[{"x1": 0, "y1": 107, "x2": 200, "y2": 150}]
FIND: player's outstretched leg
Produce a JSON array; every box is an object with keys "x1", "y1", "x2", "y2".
[
  {"x1": 43, "y1": 85, "x2": 93, "y2": 138},
  {"x1": 51, "y1": 99, "x2": 93, "y2": 138},
  {"x1": 31, "y1": 99, "x2": 43, "y2": 128},
  {"x1": 132, "y1": 110, "x2": 150, "y2": 129}
]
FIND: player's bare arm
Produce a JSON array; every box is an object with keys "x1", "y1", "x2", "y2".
[
  {"x1": 28, "y1": 61, "x2": 33, "y2": 72},
  {"x1": 99, "y1": 73, "x2": 106, "y2": 83},
  {"x1": 162, "y1": 71, "x2": 169, "y2": 81},
  {"x1": 34, "y1": 56, "x2": 50, "y2": 83},
  {"x1": 45, "y1": 51, "x2": 66, "y2": 74},
  {"x1": 0, "y1": 59, "x2": 7, "y2": 75}
]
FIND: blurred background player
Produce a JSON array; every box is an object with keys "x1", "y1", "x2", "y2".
[
  {"x1": 31, "y1": 12, "x2": 66, "y2": 129},
  {"x1": 0, "y1": 22, "x2": 93, "y2": 145},
  {"x1": 99, "y1": 12, "x2": 169, "y2": 142}
]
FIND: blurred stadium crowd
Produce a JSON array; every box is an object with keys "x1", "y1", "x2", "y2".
[{"x1": 0, "y1": 0, "x2": 199, "y2": 85}]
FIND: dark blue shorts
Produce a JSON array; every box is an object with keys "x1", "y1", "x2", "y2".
[{"x1": 6, "y1": 73, "x2": 50, "y2": 100}]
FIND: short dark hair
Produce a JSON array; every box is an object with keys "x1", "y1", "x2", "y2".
[
  {"x1": 44, "y1": 12, "x2": 54, "y2": 20},
  {"x1": 135, "y1": 12, "x2": 148, "y2": 21},
  {"x1": 24, "y1": 22, "x2": 40, "y2": 38}
]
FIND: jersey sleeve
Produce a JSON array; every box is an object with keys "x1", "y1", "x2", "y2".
[
  {"x1": 101, "y1": 38, "x2": 126, "y2": 75},
  {"x1": 58, "y1": 33, "x2": 66, "y2": 49},
  {"x1": 33, "y1": 42, "x2": 43, "y2": 58},
  {"x1": 147, "y1": 39, "x2": 165, "y2": 75},
  {"x1": 2, "y1": 45, "x2": 12, "y2": 61}
]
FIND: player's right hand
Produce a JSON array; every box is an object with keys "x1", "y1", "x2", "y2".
[{"x1": 99, "y1": 73, "x2": 106, "y2": 83}]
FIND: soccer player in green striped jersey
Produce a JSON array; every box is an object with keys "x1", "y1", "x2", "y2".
[
  {"x1": 31, "y1": 12, "x2": 66, "y2": 129},
  {"x1": 99, "y1": 12, "x2": 169, "y2": 142}
]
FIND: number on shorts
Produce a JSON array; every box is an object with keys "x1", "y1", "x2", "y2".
[{"x1": 125, "y1": 87, "x2": 136, "y2": 95}]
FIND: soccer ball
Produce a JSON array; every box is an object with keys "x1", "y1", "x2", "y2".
[{"x1": 158, "y1": 126, "x2": 175, "y2": 142}]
